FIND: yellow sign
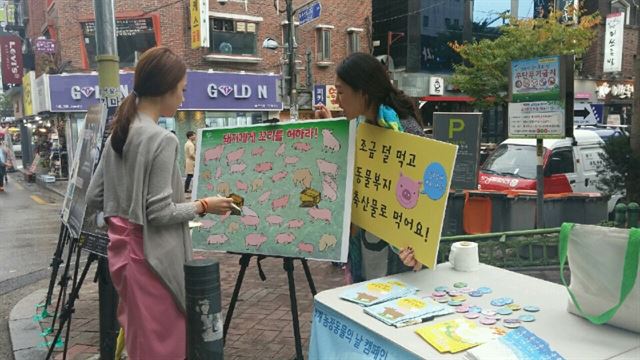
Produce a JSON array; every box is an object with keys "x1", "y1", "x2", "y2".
[
  {"x1": 190, "y1": 0, "x2": 201, "y2": 49},
  {"x1": 352, "y1": 123, "x2": 457, "y2": 269},
  {"x1": 326, "y1": 85, "x2": 342, "y2": 112},
  {"x1": 22, "y1": 72, "x2": 35, "y2": 117}
]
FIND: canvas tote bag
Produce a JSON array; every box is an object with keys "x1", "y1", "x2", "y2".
[{"x1": 559, "y1": 223, "x2": 640, "y2": 333}]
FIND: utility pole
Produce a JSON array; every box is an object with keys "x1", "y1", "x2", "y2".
[
  {"x1": 511, "y1": 0, "x2": 519, "y2": 19},
  {"x1": 92, "y1": 0, "x2": 120, "y2": 359},
  {"x1": 463, "y1": 0, "x2": 473, "y2": 43},
  {"x1": 286, "y1": 0, "x2": 297, "y2": 121},
  {"x1": 632, "y1": 29, "x2": 640, "y2": 158}
]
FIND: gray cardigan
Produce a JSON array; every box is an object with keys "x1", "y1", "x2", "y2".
[{"x1": 86, "y1": 113, "x2": 197, "y2": 313}]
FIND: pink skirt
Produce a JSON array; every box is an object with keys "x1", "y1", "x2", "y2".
[{"x1": 107, "y1": 216, "x2": 186, "y2": 359}]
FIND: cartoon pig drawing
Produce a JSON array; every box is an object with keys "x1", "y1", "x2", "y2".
[
  {"x1": 396, "y1": 172, "x2": 421, "y2": 209},
  {"x1": 215, "y1": 166, "x2": 222, "y2": 180},
  {"x1": 200, "y1": 219, "x2": 216, "y2": 230},
  {"x1": 308, "y1": 207, "x2": 332, "y2": 223},
  {"x1": 319, "y1": 234, "x2": 338, "y2": 251},
  {"x1": 297, "y1": 242, "x2": 314, "y2": 254},
  {"x1": 251, "y1": 178, "x2": 264, "y2": 192},
  {"x1": 258, "y1": 191, "x2": 272, "y2": 204},
  {"x1": 230, "y1": 163, "x2": 247, "y2": 174},
  {"x1": 275, "y1": 143, "x2": 286, "y2": 157},
  {"x1": 317, "y1": 159, "x2": 338, "y2": 177},
  {"x1": 266, "y1": 215, "x2": 284, "y2": 225},
  {"x1": 217, "y1": 182, "x2": 231, "y2": 196},
  {"x1": 204, "y1": 145, "x2": 224, "y2": 164},
  {"x1": 207, "y1": 182, "x2": 214, "y2": 192},
  {"x1": 271, "y1": 171, "x2": 288, "y2": 182},
  {"x1": 322, "y1": 176, "x2": 338, "y2": 202},
  {"x1": 292, "y1": 168, "x2": 313, "y2": 188},
  {"x1": 226, "y1": 148, "x2": 245, "y2": 165},
  {"x1": 219, "y1": 211, "x2": 231, "y2": 222},
  {"x1": 236, "y1": 180, "x2": 248, "y2": 192},
  {"x1": 242, "y1": 206, "x2": 258, "y2": 217},
  {"x1": 284, "y1": 156, "x2": 300, "y2": 166},
  {"x1": 245, "y1": 233, "x2": 267, "y2": 248},
  {"x1": 251, "y1": 146, "x2": 265, "y2": 156},
  {"x1": 276, "y1": 233, "x2": 295, "y2": 245},
  {"x1": 207, "y1": 234, "x2": 228, "y2": 245},
  {"x1": 227, "y1": 222, "x2": 240, "y2": 233},
  {"x1": 287, "y1": 219, "x2": 305, "y2": 229},
  {"x1": 240, "y1": 215, "x2": 260, "y2": 229},
  {"x1": 293, "y1": 142, "x2": 311, "y2": 152},
  {"x1": 201, "y1": 170, "x2": 212, "y2": 180},
  {"x1": 254, "y1": 162, "x2": 273, "y2": 173},
  {"x1": 322, "y1": 129, "x2": 341, "y2": 152},
  {"x1": 272, "y1": 195, "x2": 289, "y2": 211}
]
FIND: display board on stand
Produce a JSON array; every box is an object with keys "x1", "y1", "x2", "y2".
[
  {"x1": 351, "y1": 123, "x2": 457, "y2": 269},
  {"x1": 193, "y1": 118, "x2": 356, "y2": 262}
]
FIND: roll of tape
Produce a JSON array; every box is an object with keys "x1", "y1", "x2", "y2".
[{"x1": 449, "y1": 241, "x2": 480, "y2": 272}]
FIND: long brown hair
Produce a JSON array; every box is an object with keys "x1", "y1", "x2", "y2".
[
  {"x1": 110, "y1": 47, "x2": 187, "y2": 155},
  {"x1": 336, "y1": 52, "x2": 422, "y2": 125}
]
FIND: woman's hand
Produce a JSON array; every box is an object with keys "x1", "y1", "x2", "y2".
[
  {"x1": 203, "y1": 196, "x2": 235, "y2": 215},
  {"x1": 399, "y1": 247, "x2": 423, "y2": 271},
  {"x1": 314, "y1": 104, "x2": 332, "y2": 119}
]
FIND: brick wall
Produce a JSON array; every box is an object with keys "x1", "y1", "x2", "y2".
[
  {"x1": 581, "y1": 25, "x2": 638, "y2": 79},
  {"x1": 26, "y1": 0, "x2": 47, "y2": 39}
]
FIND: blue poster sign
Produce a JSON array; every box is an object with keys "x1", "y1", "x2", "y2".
[
  {"x1": 47, "y1": 71, "x2": 283, "y2": 112},
  {"x1": 298, "y1": 2, "x2": 322, "y2": 25},
  {"x1": 313, "y1": 84, "x2": 327, "y2": 106}
]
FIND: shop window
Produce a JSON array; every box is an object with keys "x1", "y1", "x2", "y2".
[
  {"x1": 611, "y1": 0, "x2": 633, "y2": 25},
  {"x1": 315, "y1": 25, "x2": 333, "y2": 63},
  {"x1": 546, "y1": 148, "x2": 575, "y2": 175},
  {"x1": 423, "y1": 16, "x2": 429, "y2": 29},
  {"x1": 81, "y1": 17, "x2": 157, "y2": 69},
  {"x1": 347, "y1": 28, "x2": 362, "y2": 54},
  {"x1": 281, "y1": 21, "x2": 299, "y2": 49},
  {"x1": 205, "y1": 111, "x2": 266, "y2": 128},
  {"x1": 210, "y1": 17, "x2": 257, "y2": 56}
]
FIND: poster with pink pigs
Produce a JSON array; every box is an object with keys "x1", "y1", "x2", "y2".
[{"x1": 192, "y1": 118, "x2": 356, "y2": 261}]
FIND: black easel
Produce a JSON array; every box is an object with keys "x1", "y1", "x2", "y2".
[
  {"x1": 43, "y1": 224, "x2": 70, "y2": 310},
  {"x1": 223, "y1": 253, "x2": 317, "y2": 360}
]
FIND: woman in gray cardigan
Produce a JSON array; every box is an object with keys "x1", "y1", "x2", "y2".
[{"x1": 86, "y1": 47, "x2": 234, "y2": 359}]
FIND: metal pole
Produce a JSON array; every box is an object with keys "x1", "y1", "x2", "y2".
[
  {"x1": 286, "y1": 0, "x2": 298, "y2": 121},
  {"x1": 463, "y1": 0, "x2": 473, "y2": 42},
  {"x1": 536, "y1": 139, "x2": 545, "y2": 228},
  {"x1": 92, "y1": 0, "x2": 121, "y2": 358},
  {"x1": 186, "y1": 259, "x2": 223, "y2": 359},
  {"x1": 511, "y1": 0, "x2": 518, "y2": 19}
]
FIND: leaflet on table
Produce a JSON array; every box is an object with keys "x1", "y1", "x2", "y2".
[
  {"x1": 394, "y1": 307, "x2": 455, "y2": 328},
  {"x1": 340, "y1": 278, "x2": 418, "y2": 306},
  {"x1": 464, "y1": 327, "x2": 566, "y2": 360},
  {"x1": 415, "y1": 318, "x2": 507, "y2": 354},
  {"x1": 363, "y1": 296, "x2": 449, "y2": 326}
]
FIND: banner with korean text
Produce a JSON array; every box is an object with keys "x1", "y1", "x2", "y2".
[
  {"x1": 351, "y1": 123, "x2": 457, "y2": 269},
  {"x1": 193, "y1": 118, "x2": 356, "y2": 261}
]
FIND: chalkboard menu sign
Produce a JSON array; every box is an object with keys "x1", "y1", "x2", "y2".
[{"x1": 433, "y1": 113, "x2": 482, "y2": 190}]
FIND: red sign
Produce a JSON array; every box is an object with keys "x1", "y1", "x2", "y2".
[{"x1": 0, "y1": 35, "x2": 23, "y2": 89}]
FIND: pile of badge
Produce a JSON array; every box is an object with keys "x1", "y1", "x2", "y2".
[{"x1": 429, "y1": 282, "x2": 540, "y2": 329}]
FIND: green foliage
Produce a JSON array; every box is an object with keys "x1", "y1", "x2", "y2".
[
  {"x1": 450, "y1": 10, "x2": 600, "y2": 109},
  {"x1": 597, "y1": 136, "x2": 640, "y2": 204},
  {"x1": 0, "y1": 93, "x2": 13, "y2": 118}
]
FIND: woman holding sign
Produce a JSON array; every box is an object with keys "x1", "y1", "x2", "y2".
[
  {"x1": 87, "y1": 47, "x2": 234, "y2": 359},
  {"x1": 315, "y1": 52, "x2": 425, "y2": 283}
]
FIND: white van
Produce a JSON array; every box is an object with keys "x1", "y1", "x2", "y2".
[{"x1": 478, "y1": 129, "x2": 623, "y2": 214}]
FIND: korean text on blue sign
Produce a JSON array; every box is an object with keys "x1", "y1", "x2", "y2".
[{"x1": 298, "y1": 2, "x2": 322, "y2": 25}]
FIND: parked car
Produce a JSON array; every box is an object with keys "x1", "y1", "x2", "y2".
[{"x1": 478, "y1": 129, "x2": 623, "y2": 214}]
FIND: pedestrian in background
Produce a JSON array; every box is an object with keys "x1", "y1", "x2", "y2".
[
  {"x1": 0, "y1": 140, "x2": 11, "y2": 192},
  {"x1": 184, "y1": 130, "x2": 196, "y2": 193},
  {"x1": 86, "y1": 47, "x2": 234, "y2": 359},
  {"x1": 315, "y1": 52, "x2": 424, "y2": 283}
]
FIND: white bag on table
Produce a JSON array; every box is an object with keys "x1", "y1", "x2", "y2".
[{"x1": 559, "y1": 223, "x2": 640, "y2": 333}]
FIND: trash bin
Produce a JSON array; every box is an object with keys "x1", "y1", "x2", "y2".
[
  {"x1": 461, "y1": 191, "x2": 508, "y2": 234},
  {"x1": 579, "y1": 193, "x2": 609, "y2": 225},
  {"x1": 542, "y1": 194, "x2": 567, "y2": 228},
  {"x1": 505, "y1": 190, "x2": 537, "y2": 231},
  {"x1": 442, "y1": 191, "x2": 465, "y2": 236}
]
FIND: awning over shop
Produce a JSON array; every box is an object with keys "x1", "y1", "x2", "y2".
[{"x1": 420, "y1": 96, "x2": 475, "y2": 102}]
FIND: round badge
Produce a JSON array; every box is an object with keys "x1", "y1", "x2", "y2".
[
  {"x1": 497, "y1": 307, "x2": 513, "y2": 316},
  {"x1": 524, "y1": 306, "x2": 540, "y2": 312},
  {"x1": 503, "y1": 298, "x2": 514, "y2": 305},
  {"x1": 435, "y1": 286, "x2": 448, "y2": 292},
  {"x1": 422, "y1": 162, "x2": 448, "y2": 200},
  {"x1": 451, "y1": 296, "x2": 467, "y2": 302},
  {"x1": 469, "y1": 306, "x2": 483, "y2": 313},
  {"x1": 504, "y1": 322, "x2": 521, "y2": 329},
  {"x1": 519, "y1": 314, "x2": 536, "y2": 322},
  {"x1": 507, "y1": 304, "x2": 522, "y2": 311},
  {"x1": 432, "y1": 291, "x2": 447, "y2": 297},
  {"x1": 456, "y1": 306, "x2": 470, "y2": 313},
  {"x1": 480, "y1": 317, "x2": 497, "y2": 325},
  {"x1": 490, "y1": 299, "x2": 506, "y2": 307},
  {"x1": 469, "y1": 291, "x2": 483, "y2": 297},
  {"x1": 453, "y1": 282, "x2": 467, "y2": 289},
  {"x1": 460, "y1": 287, "x2": 474, "y2": 294},
  {"x1": 477, "y1": 287, "x2": 492, "y2": 294},
  {"x1": 481, "y1": 309, "x2": 497, "y2": 317},
  {"x1": 447, "y1": 290, "x2": 462, "y2": 297},
  {"x1": 436, "y1": 297, "x2": 449, "y2": 303},
  {"x1": 503, "y1": 318, "x2": 521, "y2": 324},
  {"x1": 464, "y1": 312, "x2": 481, "y2": 319},
  {"x1": 448, "y1": 300, "x2": 463, "y2": 306}
]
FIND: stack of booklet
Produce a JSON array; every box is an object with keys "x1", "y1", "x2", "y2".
[
  {"x1": 416, "y1": 319, "x2": 507, "y2": 353},
  {"x1": 464, "y1": 327, "x2": 565, "y2": 360},
  {"x1": 340, "y1": 278, "x2": 418, "y2": 306},
  {"x1": 363, "y1": 295, "x2": 454, "y2": 327}
]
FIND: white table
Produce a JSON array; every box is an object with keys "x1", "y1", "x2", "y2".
[{"x1": 309, "y1": 263, "x2": 640, "y2": 359}]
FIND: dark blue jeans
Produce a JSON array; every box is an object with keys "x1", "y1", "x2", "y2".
[{"x1": 0, "y1": 164, "x2": 5, "y2": 187}]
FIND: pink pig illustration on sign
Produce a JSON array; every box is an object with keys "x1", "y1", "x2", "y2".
[
  {"x1": 297, "y1": 242, "x2": 314, "y2": 254},
  {"x1": 207, "y1": 234, "x2": 228, "y2": 245},
  {"x1": 322, "y1": 176, "x2": 338, "y2": 202},
  {"x1": 275, "y1": 143, "x2": 286, "y2": 157},
  {"x1": 308, "y1": 207, "x2": 332, "y2": 223},
  {"x1": 236, "y1": 180, "x2": 248, "y2": 192},
  {"x1": 251, "y1": 146, "x2": 265, "y2": 156},
  {"x1": 230, "y1": 163, "x2": 247, "y2": 174},
  {"x1": 240, "y1": 215, "x2": 260, "y2": 229},
  {"x1": 293, "y1": 142, "x2": 311, "y2": 152},
  {"x1": 322, "y1": 129, "x2": 341, "y2": 152},
  {"x1": 204, "y1": 145, "x2": 224, "y2": 164},
  {"x1": 215, "y1": 166, "x2": 222, "y2": 179},
  {"x1": 207, "y1": 183, "x2": 214, "y2": 191},
  {"x1": 317, "y1": 159, "x2": 338, "y2": 177},
  {"x1": 245, "y1": 233, "x2": 267, "y2": 248},
  {"x1": 266, "y1": 215, "x2": 284, "y2": 225},
  {"x1": 287, "y1": 219, "x2": 305, "y2": 229},
  {"x1": 200, "y1": 219, "x2": 216, "y2": 230},
  {"x1": 276, "y1": 233, "x2": 295, "y2": 244},
  {"x1": 254, "y1": 162, "x2": 273, "y2": 173},
  {"x1": 271, "y1": 171, "x2": 288, "y2": 182},
  {"x1": 226, "y1": 148, "x2": 245, "y2": 165},
  {"x1": 258, "y1": 191, "x2": 272, "y2": 204},
  {"x1": 396, "y1": 172, "x2": 422, "y2": 209},
  {"x1": 272, "y1": 195, "x2": 289, "y2": 211},
  {"x1": 284, "y1": 156, "x2": 300, "y2": 166}
]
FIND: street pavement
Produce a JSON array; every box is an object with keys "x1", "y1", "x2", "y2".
[{"x1": 4, "y1": 172, "x2": 568, "y2": 360}]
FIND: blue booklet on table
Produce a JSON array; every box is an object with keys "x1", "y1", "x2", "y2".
[
  {"x1": 364, "y1": 296, "x2": 449, "y2": 326},
  {"x1": 340, "y1": 278, "x2": 417, "y2": 306},
  {"x1": 464, "y1": 327, "x2": 566, "y2": 360}
]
